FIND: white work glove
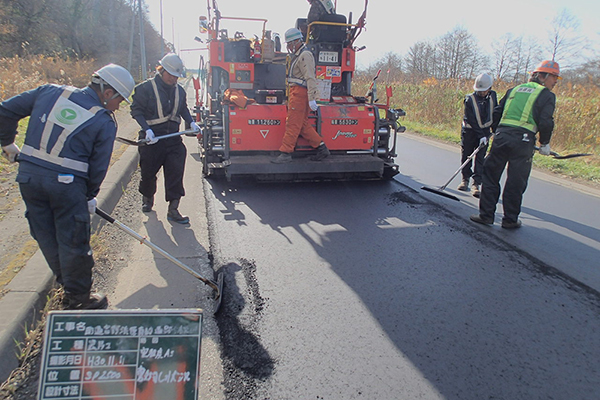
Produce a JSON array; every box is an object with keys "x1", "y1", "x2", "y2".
[
  {"x1": 479, "y1": 136, "x2": 488, "y2": 146},
  {"x1": 145, "y1": 129, "x2": 158, "y2": 145},
  {"x1": 539, "y1": 143, "x2": 551, "y2": 156},
  {"x1": 309, "y1": 100, "x2": 319, "y2": 112},
  {"x1": 190, "y1": 121, "x2": 200, "y2": 132},
  {"x1": 87, "y1": 198, "x2": 97, "y2": 214},
  {"x1": 1, "y1": 143, "x2": 20, "y2": 163}
]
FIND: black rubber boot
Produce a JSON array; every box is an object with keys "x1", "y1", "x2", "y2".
[
  {"x1": 310, "y1": 143, "x2": 330, "y2": 161},
  {"x1": 64, "y1": 291, "x2": 108, "y2": 310},
  {"x1": 142, "y1": 196, "x2": 154, "y2": 212},
  {"x1": 167, "y1": 199, "x2": 190, "y2": 224}
]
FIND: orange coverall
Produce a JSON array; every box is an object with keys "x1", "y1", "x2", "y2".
[
  {"x1": 279, "y1": 86, "x2": 322, "y2": 153},
  {"x1": 279, "y1": 46, "x2": 322, "y2": 153}
]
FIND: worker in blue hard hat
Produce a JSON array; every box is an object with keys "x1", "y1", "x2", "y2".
[
  {"x1": 272, "y1": 28, "x2": 330, "y2": 164},
  {"x1": 0, "y1": 63, "x2": 135, "y2": 310}
]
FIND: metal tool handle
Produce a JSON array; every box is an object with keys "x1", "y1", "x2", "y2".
[
  {"x1": 94, "y1": 208, "x2": 220, "y2": 293},
  {"x1": 438, "y1": 140, "x2": 487, "y2": 191}
]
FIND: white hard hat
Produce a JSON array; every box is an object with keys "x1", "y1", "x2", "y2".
[
  {"x1": 159, "y1": 53, "x2": 186, "y2": 78},
  {"x1": 473, "y1": 73, "x2": 493, "y2": 92},
  {"x1": 285, "y1": 28, "x2": 303, "y2": 43},
  {"x1": 93, "y1": 64, "x2": 135, "y2": 103}
]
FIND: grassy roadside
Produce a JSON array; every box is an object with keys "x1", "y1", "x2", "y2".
[{"x1": 403, "y1": 121, "x2": 600, "y2": 187}]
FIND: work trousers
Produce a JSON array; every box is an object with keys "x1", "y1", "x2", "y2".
[
  {"x1": 460, "y1": 130, "x2": 488, "y2": 184},
  {"x1": 279, "y1": 85, "x2": 322, "y2": 153},
  {"x1": 17, "y1": 162, "x2": 93, "y2": 295},
  {"x1": 479, "y1": 131, "x2": 535, "y2": 224},
  {"x1": 138, "y1": 139, "x2": 186, "y2": 202}
]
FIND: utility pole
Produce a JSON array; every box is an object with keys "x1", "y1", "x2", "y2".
[
  {"x1": 127, "y1": 1, "x2": 136, "y2": 74},
  {"x1": 160, "y1": 0, "x2": 164, "y2": 57},
  {"x1": 138, "y1": 0, "x2": 147, "y2": 80}
]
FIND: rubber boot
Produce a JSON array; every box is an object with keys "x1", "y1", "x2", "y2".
[
  {"x1": 142, "y1": 195, "x2": 154, "y2": 212},
  {"x1": 64, "y1": 291, "x2": 108, "y2": 310},
  {"x1": 167, "y1": 199, "x2": 190, "y2": 224},
  {"x1": 310, "y1": 143, "x2": 330, "y2": 161}
]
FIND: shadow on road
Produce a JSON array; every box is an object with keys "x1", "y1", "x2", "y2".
[{"x1": 205, "y1": 176, "x2": 600, "y2": 399}]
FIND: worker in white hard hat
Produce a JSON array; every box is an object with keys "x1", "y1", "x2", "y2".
[
  {"x1": 0, "y1": 63, "x2": 135, "y2": 310},
  {"x1": 272, "y1": 28, "x2": 330, "y2": 163},
  {"x1": 457, "y1": 73, "x2": 498, "y2": 197},
  {"x1": 130, "y1": 53, "x2": 199, "y2": 223},
  {"x1": 471, "y1": 60, "x2": 560, "y2": 229}
]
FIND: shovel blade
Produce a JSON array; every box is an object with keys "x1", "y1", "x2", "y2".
[
  {"x1": 116, "y1": 137, "x2": 145, "y2": 146},
  {"x1": 552, "y1": 153, "x2": 593, "y2": 160},
  {"x1": 421, "y1": 186, "x2": 461, "y2": 202},
  {"x1": 213, "y1": 271, "x2": 225, "y2": 314}
]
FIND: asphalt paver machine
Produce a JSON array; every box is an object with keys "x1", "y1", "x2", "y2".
[{"x1": 195, "y1": 0, "x2": 405, "y2": 181}]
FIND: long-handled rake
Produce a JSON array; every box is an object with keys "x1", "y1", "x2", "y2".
[
  {"x1": 421, "y1": 141, "x2": 486, "y2": 202},
  {"x1": 116, "y1": 129, "x2": 199, "y2": 146},
  {"x1": 95, "y1": 208, "x2": 224, "y2": 313}
]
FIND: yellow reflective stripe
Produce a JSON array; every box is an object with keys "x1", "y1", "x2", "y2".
[
  {"x1": 146, "y1": 79, "x2": 181, "y2": 126},
  {"x1": 467, "y1": 94, "x2": 494, "y2": 129}
]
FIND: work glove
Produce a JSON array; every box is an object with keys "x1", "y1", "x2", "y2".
[
  {"x1": 145, "y1": 129, "x2": 158, "y2": 145},
  {"x1": 87, "y1": 198, "x2": 97, "y2": 214},
  {"x1": 1, "y1": 143, "x2": 20, "y2": 163},
  {"x1": 190, "y1": 121, "x2": 200, "y2": 132},
  {"x1": 479, "y1": 136, "x2": 488, "y2": 146},
  {"x1": 539, "y1": 143, "x2": 551, "y2": 156},
  {"x1": 309, "y1": 100, "x2": 319, "y2": 112}
]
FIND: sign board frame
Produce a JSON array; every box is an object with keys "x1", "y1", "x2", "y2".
[{"x1": 37, "y1": 309, "x2": 203, "y2": 400}]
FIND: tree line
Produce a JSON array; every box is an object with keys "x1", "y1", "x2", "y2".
[
  {"x1": 0, "y1": 0, "x2": 166, "y2": 79},
  {"x1": 359, "y1": 9, "x2": 599, "y2": 85}
]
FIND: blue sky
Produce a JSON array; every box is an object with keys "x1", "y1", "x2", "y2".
[{"x1": 145, "y1": 0, "x2": 600, "y2": 69}]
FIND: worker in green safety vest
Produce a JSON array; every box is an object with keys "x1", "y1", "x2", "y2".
[{"x1": 470, "y1": 60, "x2": 561, "y2": 229}]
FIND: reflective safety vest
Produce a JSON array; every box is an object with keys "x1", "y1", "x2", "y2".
[
  {"x1": 463, "y1": 93, "x2": 495, "y2": 130},
  {"x1": 145, "y1": 78, "x2": 181, "y2": 126},
  {"x1": 499, "y1": 82, "x2": 545, "y2": 133},
  {"x1": 20, "y1": 87, "x2": 107, "y2": 174},
  {"x1": 287, "y1": 46, "x2": 313, "y2": 88}
]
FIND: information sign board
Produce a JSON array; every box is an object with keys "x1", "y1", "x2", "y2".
[{"x1": 37, "y1": 309, "x2": 203, "y2": 400}]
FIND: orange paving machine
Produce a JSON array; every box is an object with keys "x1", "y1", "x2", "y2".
[{"x1": 194, "y1": 0, "x2": 405, "y2": 181}]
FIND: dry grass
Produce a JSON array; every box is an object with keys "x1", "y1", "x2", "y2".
[
  {"x1": 354, "y1": 76, "x2": 600, "y2": 174},
  {"x1": 0, "y1": 55, "x2": 97, "y2": 100}
]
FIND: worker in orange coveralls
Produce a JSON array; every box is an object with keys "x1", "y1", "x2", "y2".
[{"x1": 272, "y1": 28, "x2": 330, "y2": 164}]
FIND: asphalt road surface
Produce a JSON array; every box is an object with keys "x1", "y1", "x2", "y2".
[{"x1": 205, "y1": 137, "x2": 600, "y2": 399}]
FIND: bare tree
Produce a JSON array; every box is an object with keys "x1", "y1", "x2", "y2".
[
  {"x1": 405, "y1": 41, "x2": 436, "y2": 81},
  {"x1": 547, "y1": 8, "x2": 587, "y2": 68},
  {"x1": 491, "y1": 34, "x2": 517, "y2": 81},
  {"x1": 434, "y1": 26, "x2": 482, "y2": 80}
]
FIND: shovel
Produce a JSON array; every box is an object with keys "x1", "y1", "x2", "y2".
[
  {"x1": 421, "y1": 141, "x2": 487, "y2": 202},
  {"x1": 116, "y1": 129, "x2": 199, "y2": 146},
  {"x1": 534, "y1": 147, "x2": 593, "y2": 159},
  {"x1": 95, "y1": 208, "x2": 224, "y2": 313}
]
